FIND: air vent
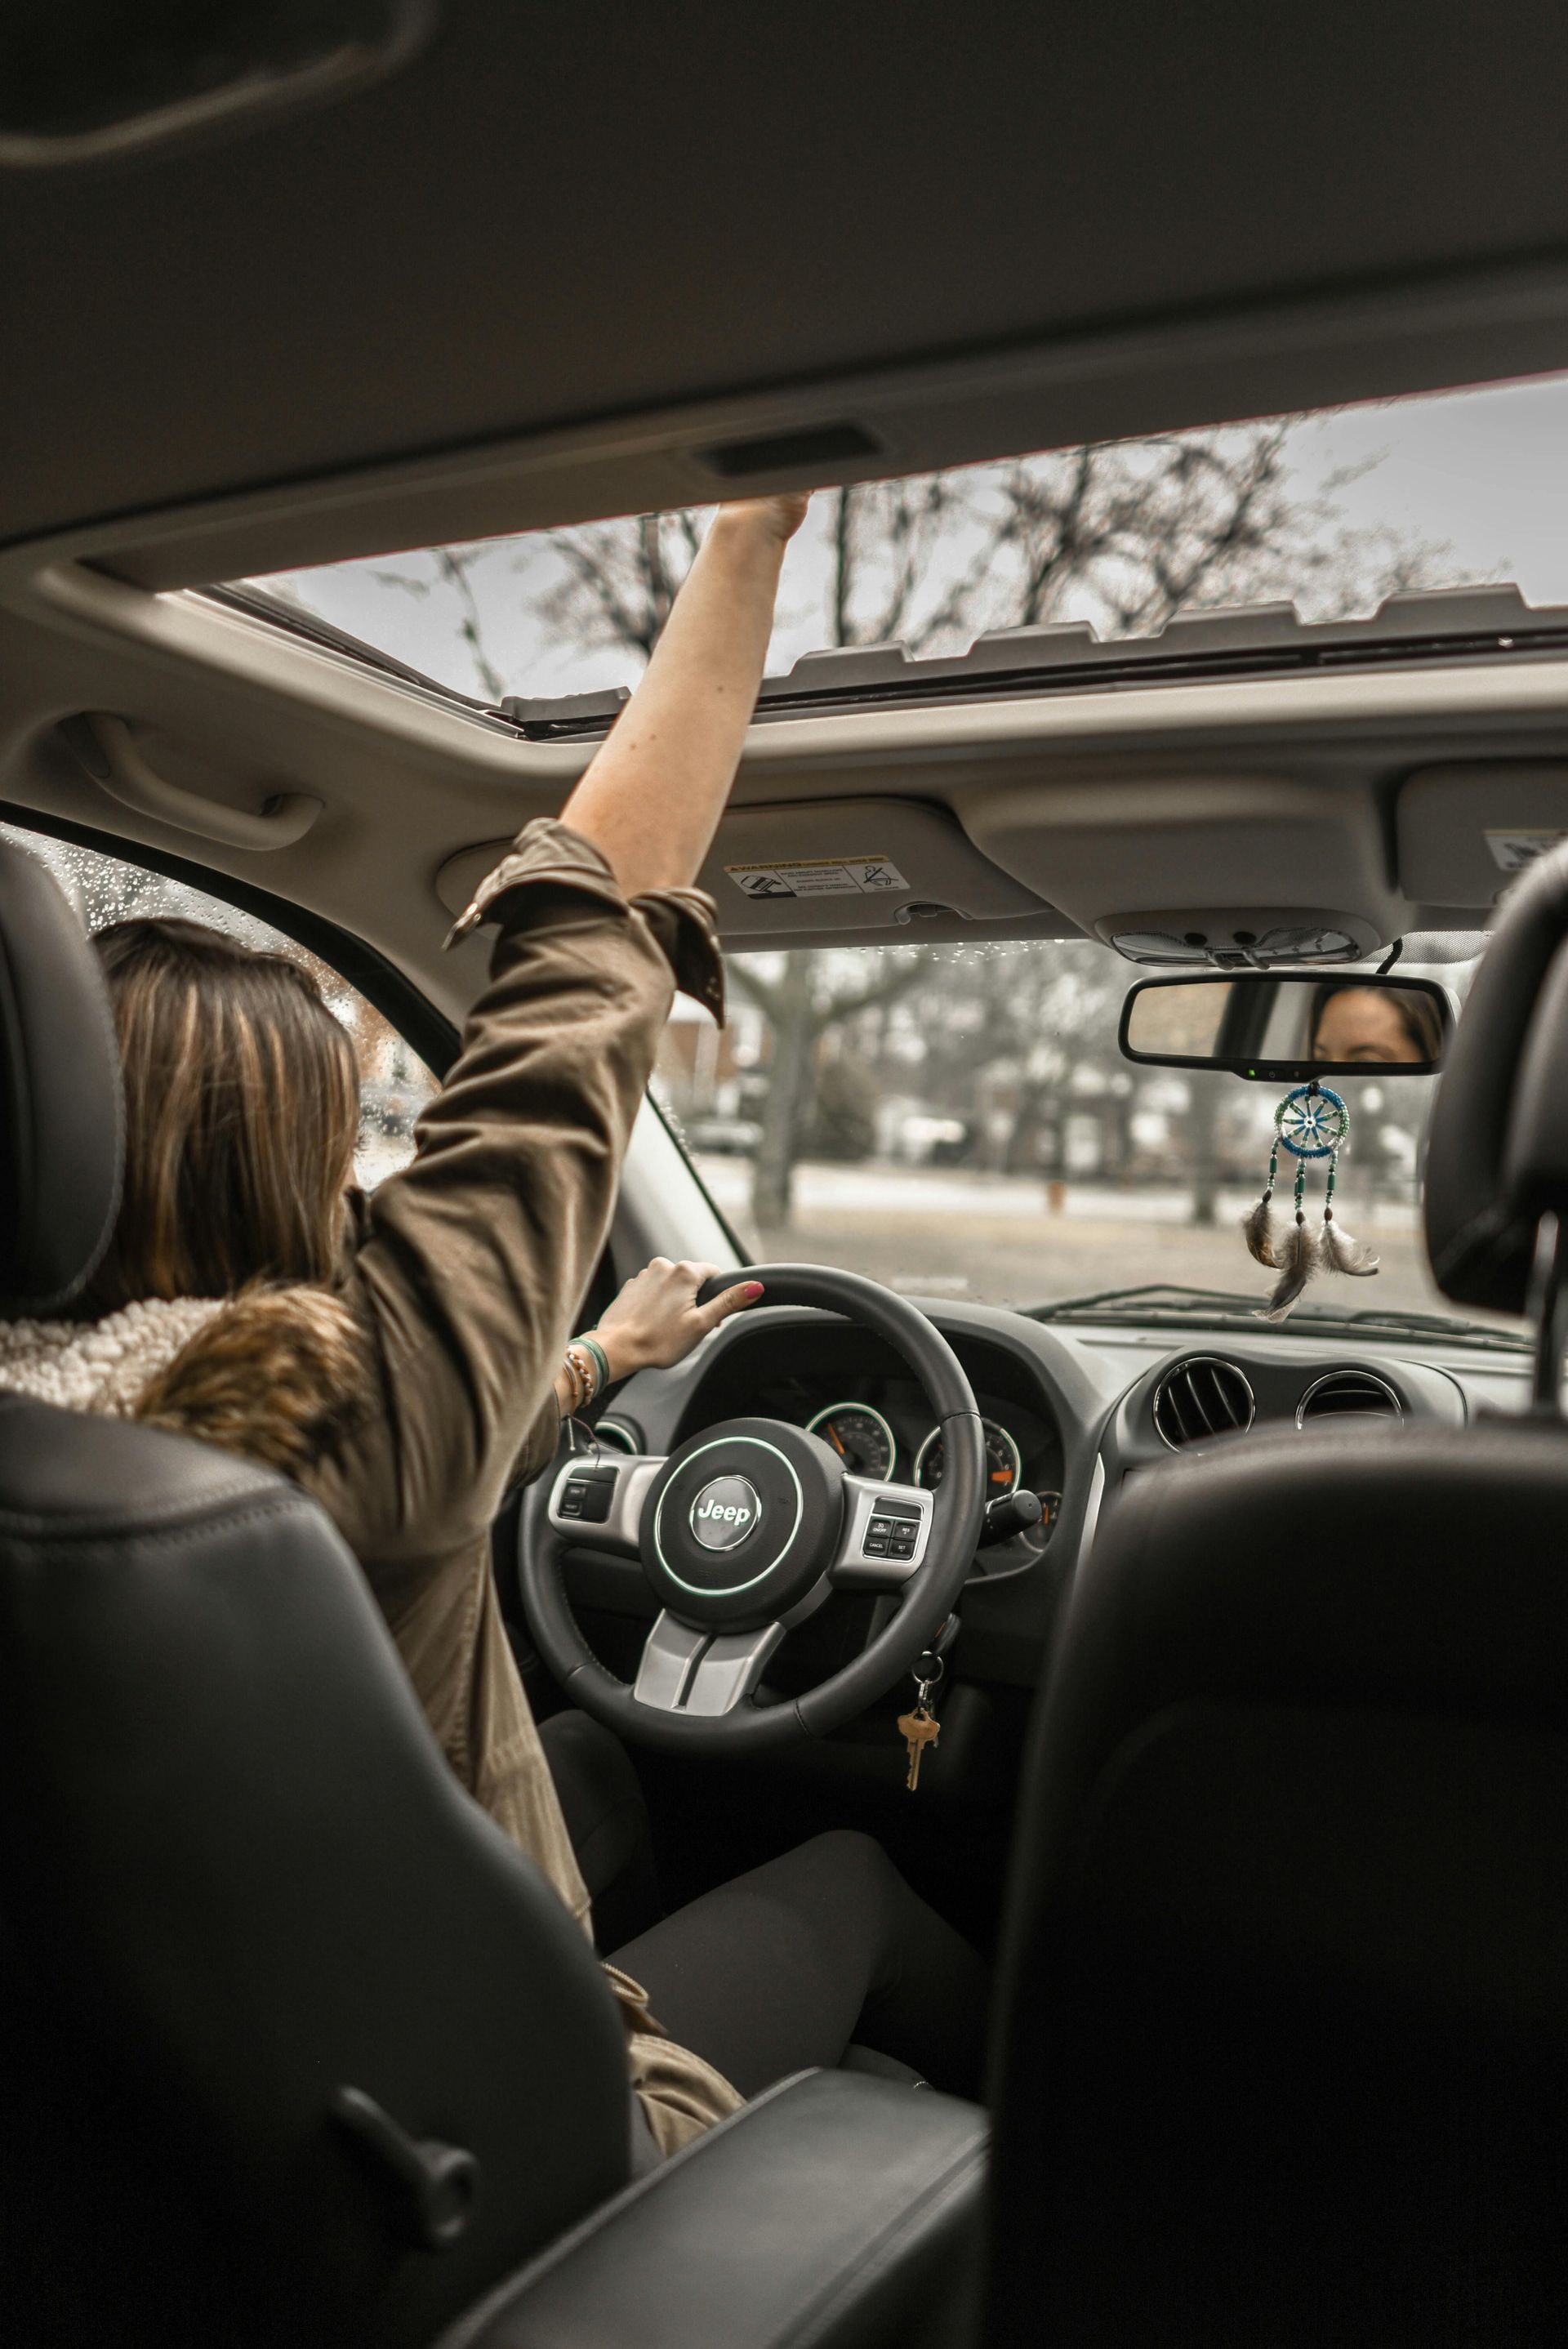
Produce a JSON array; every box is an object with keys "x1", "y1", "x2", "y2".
[
  {"x1": 1152, "y1": 1357, "x2": 1255, "y2": 1450},
  {"x1": 1297, "y1": 1371, "x2": 1403, "y2": 1425},
  {"x1": 591, "y1": 1417, "x2": 642, "y2": 1456}
]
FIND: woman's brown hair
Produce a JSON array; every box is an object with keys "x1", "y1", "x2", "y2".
[
  {"x1": 1307, "y1": 979, "x2": 1446, "y2": 1065},
  {"x1": 90, "y1": 918, "x2": 359, "y2": 1309}
]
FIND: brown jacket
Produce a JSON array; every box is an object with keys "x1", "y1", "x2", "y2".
[{"x1": 154, "y1": 819, "x2": 742, "y2": 2155}]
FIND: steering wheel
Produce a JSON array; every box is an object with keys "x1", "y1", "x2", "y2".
[{"x1": 519, "y1": 1265, "x2": 986, "y2": 1751}]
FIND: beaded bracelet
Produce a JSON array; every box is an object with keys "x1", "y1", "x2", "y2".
[
  {"x1": 560, "y1": 1344, "x2": 605, "y2": 1409},
  {"x1": 560, "y1": 1346, "x2": 594, "y2": 1415},
  {"x1": 574, "y1": 1332, "x2": 612, "y2": 1393}
]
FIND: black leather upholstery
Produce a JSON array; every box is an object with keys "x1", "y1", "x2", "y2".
[
  {"x1": 986, "y1": 1422, "x2": 1568, "y2": 2347},
  {"x1": 0, "y1": 838, "x2": 121, "y2": 1309},
  {"x1": 0, "y1": 1396, "x2": 630, "y2": 2348},
  {"x1": 437, "y1": 2069, "x2": 987, "y2": 2349},
  {"x1": 1425, "y1": 839, "x2": 1568, "y2": 1313}
]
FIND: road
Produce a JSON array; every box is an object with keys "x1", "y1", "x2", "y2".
[{"x1": 692, "y1": 1155, "x2": 1455, "y2": 1318}]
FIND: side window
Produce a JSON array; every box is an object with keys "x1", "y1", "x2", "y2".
[{"x1": 2, "y1": 825, "x2": 438, "y2": 1188}]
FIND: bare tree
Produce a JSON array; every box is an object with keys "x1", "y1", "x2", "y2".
[
  {"x1": 880, "y1": 942, "x2": 1134, "y2": 1179},
  {"x1": 536, "y1": 510, "x2": 704, "y2": 660},
  {"x1": 729, "y1": 948, "x2": 925, "y2": 1224},
  {"x1": 366, "y1": 545, "x2": 515, "y2": 702}
]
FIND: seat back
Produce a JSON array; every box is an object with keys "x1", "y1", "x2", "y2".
[
  {"x1": 0, "y1": 1404, "x2": 630, "y2": 2349},
  {"x1": 0, "y1": 841, "x2": 630, "y2": 2346},
  {"x1": 986, "y1": 848, "x2": 1568, "y2": 2347},
  {"x1": 985, "y1": 1428, "x2": 1568, "y2": 2347}
]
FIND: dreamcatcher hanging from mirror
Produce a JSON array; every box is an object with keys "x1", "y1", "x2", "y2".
[{"x1": 1242, "y1": 1081, "x2": 1379, "y2": 1322}]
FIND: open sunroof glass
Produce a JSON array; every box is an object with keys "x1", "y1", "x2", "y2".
[{"x1": 220, "y1": 368, "x2": 1568, "y2": 721}]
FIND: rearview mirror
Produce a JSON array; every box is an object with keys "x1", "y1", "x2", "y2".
[{"x1": 1119, "y1": 973, "x2": 1451, "y2": 1078}]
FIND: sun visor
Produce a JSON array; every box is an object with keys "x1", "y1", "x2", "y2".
[
  {"x1": 436, "y1": 799, "x2": 1049, "y2": 939},
  {"x1": 960, "y1": 777, "x2": 1401, "y2": 964},
  {"x1": 1396, "y1": 765, "x2": 1568, "y2": 907},
  {"x1": 694, "y1": 798, "x2": 1046, "y2": 937}
]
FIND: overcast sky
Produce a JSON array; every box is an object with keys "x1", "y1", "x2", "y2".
[
  {"x1": 1295, "y1": 371, "x2": 1568, "y2": 595},
  {"x1": 265, "y1": 368, "x2": 1568, "y2": 703}
]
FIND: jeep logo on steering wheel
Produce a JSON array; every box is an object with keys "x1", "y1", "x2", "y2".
[{"x1": 688, "y1": 1474, "x2": 762, "y2": 1549}]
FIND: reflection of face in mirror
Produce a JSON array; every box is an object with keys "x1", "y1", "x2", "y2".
[{"x1": 1309, "y1": 984, "x2": 1443, "y2": 1068}]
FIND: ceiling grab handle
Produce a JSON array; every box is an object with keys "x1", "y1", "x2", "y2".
[{"x1": 82, "y1": 716, "x2": 323, "y2": 852}]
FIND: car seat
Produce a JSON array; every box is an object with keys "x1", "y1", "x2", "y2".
[{"x1": 982, "y1": 844, "x2": 1568, "y2": 2347}]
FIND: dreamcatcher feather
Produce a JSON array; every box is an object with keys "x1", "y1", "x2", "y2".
[{"x1": 1241, "y1": 1138, "x2": 1283, "y2": 1268}]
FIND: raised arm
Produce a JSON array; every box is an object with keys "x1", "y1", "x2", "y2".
[
  {"x1": 559, "y1": 493, "x2": 808, "y2": 894},
  {"x1": 323, "y1": 495, "x2": 808, "y2": 1567}
]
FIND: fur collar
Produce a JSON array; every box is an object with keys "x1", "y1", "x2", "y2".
[{"x1": 0, "y1": 1288, "x2": 368, "y2": 1478}]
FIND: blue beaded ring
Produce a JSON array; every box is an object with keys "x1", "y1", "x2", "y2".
[{"x1": 1275, "y1": 1082, "x2": 1349, "y2": 1161}]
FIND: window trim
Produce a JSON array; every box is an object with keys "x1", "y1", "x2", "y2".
[{"x1": 0, "y1": 798, "x2": 460, "y2": 1077}]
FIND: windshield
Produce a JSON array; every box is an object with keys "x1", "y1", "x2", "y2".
[
  {"x1": 243, "y1": 369, "x2": 1568, "y2": 705},
  {"x1": 654, "y1": 937, "x2": 1522, "y2": 1342}
]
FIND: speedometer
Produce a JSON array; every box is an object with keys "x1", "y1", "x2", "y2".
[
  {"x1": 914, "y1": 1417, "x2": 1022, "y2": 1495},
  {"x1": 807, "y1": 1401, "x2": 897, "y2": 1482}
]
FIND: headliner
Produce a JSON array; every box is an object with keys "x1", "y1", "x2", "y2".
[{"x1": 8, "y1": 3, "x2": 1568, "y2": 569}]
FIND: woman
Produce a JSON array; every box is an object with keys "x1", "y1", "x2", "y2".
[
  {"x1": 1309, "y1": 982, "x2": 1444, "y2": 1067},
  {"x1": 0, "y1": 494, "x2": 987, "y2": 2154}
]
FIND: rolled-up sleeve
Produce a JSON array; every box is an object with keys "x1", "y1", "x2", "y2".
[
  {"x1": 326, "y1": 818, "x2": 723, "y2": 1568},
  {"x1": 445, "y1": 824, "x2": 725, "y2": 1024}
]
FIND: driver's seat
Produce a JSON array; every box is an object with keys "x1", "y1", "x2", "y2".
[{"x1": 0, "y1": 840, "x2": 985, "y2": 2349}]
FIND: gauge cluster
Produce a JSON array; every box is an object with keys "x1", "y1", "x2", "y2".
[
  {"x1": 786, "y1": 1378, "x2": 1062, "y2": 1549},
  {"x1": 803, "y1": 1395, "x2": 1049, "y2": 1504}
]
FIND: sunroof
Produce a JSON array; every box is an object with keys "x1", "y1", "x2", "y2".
[{"x1": 239, "y1": 371, "x2": 1568, "y2": 707}]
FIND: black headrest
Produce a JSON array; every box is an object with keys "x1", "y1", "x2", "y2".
[
  {"x1": 0, "y1": 840, "x2": 122, "y2": 1312},
  {"x1": 1425, "y1": 841, "x2": 1568, "y2": 1314}
]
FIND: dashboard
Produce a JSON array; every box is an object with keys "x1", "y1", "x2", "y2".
[{"x1": 555, "y1": 1297, "x2": 1530, "y2": 1698}]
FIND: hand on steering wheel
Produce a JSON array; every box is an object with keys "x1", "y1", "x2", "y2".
[
  {"x1": 588, "y1": 1257, "x2": 765, "y2": 1380},
  {"x1": 519, "y1": 1266, "x2": 986, "y2": 1752}
]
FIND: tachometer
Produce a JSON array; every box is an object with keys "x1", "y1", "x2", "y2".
[
  {"x1": 915, "y1": 1417, "x2": 1022, "y2": 1495},
  {"x1": 806, "y1": 1401, "x2": 897, "y2": 1482}
]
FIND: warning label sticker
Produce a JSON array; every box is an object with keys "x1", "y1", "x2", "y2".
[
  {"x1": 1486, "y1": 827, "x2": 1568, "y2": 873},
  {"x1": 724, "y1": 855, "x2": 911, "y2": 901}
]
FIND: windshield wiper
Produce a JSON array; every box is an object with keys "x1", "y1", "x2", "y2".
[
  {"x1": 1282, "y1": 1303, "x2": 1530, "y2": 1351},
  {"x1": 1030, "y1": 1282, "x2": 1531, "y2": 1353},
  {"x1": 1032, "y1": 1285, "x2": 1263, "y2": 1322}
]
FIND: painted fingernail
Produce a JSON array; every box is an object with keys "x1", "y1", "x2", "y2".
[{"x1": 742, "y1": 1281, "x2": 765, "y2": 1300}]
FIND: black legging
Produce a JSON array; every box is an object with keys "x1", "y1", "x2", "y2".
[
  {"x1": 611, "y1": 1827, "x2": 991, "y2": 2101},
  {"x1": 539, "y1": 1710, "x2": 990, "y2": 2102}
]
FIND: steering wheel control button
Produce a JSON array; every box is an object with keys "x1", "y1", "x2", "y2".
[
  {"x1": 688, "y1": 1475, "x2": 762, "y2": 1549},
  {"x1": 868, "y1": 1499, "x2": 921, "y2": 1559},
  {"x1": 557, "y1": 1468, "x2": 616, "y2": 1523},
  {"x1": 830, "y1": 1476, "x2": 936, "y2": 1586},
  {"x1": 641, "y1": 1416, "x2": 845, "y2": 1630}
]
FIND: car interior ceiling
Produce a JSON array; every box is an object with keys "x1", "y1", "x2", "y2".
[{"x1": 10, "y1": 4, "x2": 1568, "y2": 2342}]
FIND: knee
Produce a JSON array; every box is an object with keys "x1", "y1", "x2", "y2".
[
  {"x1": 794, "y1": 1828, "x2": 902, "y2": 1901},
  {"x1": 540, "y1": 1709, "x2": 644, "y2": 1839}
]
